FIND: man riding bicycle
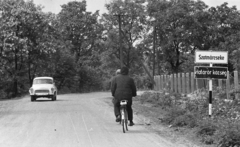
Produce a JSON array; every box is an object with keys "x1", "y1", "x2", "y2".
[{"x1": 111, "y1": 67, "x2": 137, "y2": 126}]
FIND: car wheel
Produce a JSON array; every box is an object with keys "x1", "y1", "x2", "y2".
[
  {"x1": 54, "y1": 94, "x2": 57, "y2": 101},
  {"x1": 51, "y1": 95, "x2": 55, "y2": 101},
  {"x1": 31, "y1": 96, "x2": 35, "y2": 102},
  {"x1": 51, "y1": 94, "x2": 56, "y2": 101}
]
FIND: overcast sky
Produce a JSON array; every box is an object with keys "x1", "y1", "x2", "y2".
[
  {"x1": 32, "y1": 0, "x2": 240, "y2": 14},
  {"x1": 33, "y1": 0, "x2": 111, "y2": 14}
]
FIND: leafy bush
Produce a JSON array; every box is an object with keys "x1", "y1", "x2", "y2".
[
  {"x1": 197, "y1": 119, "x2": 217, "y2": 136},
  {"x1": 155, "y1": 93, "x2": 173, "y2": 109},
  {"x1": 138, "y1": 90, "x2": 240, "y2": 146},
  {"x1": 185, "y1": 98, "x2": 208, "y2": 114},
  {"x1": 216, "y1": 120, "x2": 240, "y2": 147},
  {"x1": 0, "y1": 90, "x2": 8, "y2": 99},
  {"x1": 162, "y1": 106, "x2": 186, "y2": 124},
  {"x1": 102, "y1": 79, "x2": 111, "y2": 91},
  {"x1": 196, "y1": 118, "x2": 218, "y2": 144},
  {"x1": 0, "y1": 77, "x2": 14, "y2": 99},
  {"x1": 138, "y1": 91, "x2": 162, "y2": 104},
  {"x1": 133, "y1": 75, "x2": 152, "y2": 90},
  {"x1": 172, "y1": 112, "x2": 199, "y2": 128},
  {"x1": 213, "y1": 98, "x2": 240, "y2": 120},
  {"x1": 139, "y1": 91, "x2": 181, "y2": 109},
  {"x1": 138, "y1": 91, "x2": 155, "y2": 104}
]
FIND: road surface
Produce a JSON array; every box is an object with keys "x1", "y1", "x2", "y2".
[{"x1": 0, "y1": 92, "x2": 179, "y2": 147}]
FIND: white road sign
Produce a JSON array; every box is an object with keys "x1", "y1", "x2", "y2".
[{"x1": 195, "y1": 50, "x2": 228, "y2": 64}]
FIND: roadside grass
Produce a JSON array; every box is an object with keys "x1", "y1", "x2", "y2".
[{"x1": 137, "y1": 89, "x2": 240, "y2": 146}]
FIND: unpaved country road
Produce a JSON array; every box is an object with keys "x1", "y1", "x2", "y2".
[{"x1": 0, "y1": 92, "x2": 179, "y2": 147}]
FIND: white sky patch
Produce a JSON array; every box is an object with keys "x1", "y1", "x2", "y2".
[
  {"x1": 32, "y1": 0, "x2": 111, "y2": 14},
  {"x1": 32, "y1": 0, "x2": 240, "y2": 14},
  {"x1": 202, "y1": 0, "x2": 240, "y2": 9}
]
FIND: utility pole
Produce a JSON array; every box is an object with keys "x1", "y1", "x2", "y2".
[
  {"x1": 118, "y1": 14, "x2": 123, "y2": 68},
  {"x1": 114, "y1": 14, "x2": 123, "y2": 68},
  {"x1": 153, "y1": 26, "x2": 156, "y2": 77},
  {"x1": 114, "y1": 14, "x2": 124, "y2": 68}
]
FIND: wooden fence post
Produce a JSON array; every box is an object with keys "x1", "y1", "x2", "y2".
[
  {"x1": 160, "y1": 75, "x2": 163, "y2": 90},
  {"x1": 178, "y1": 73, "x2": 181, "y2": 93},
  {"x1": 186, "y1": 73, "x2": 190, "y2": 94},
  {"x1": 170, "y1": 74, "x2": 174, "y2": 92},
  {"x1": 196, "y1": 79, "x2": 199, "y2": 91},
  {"x1": 167, "y1": 75, "x2": 169, "y2": 90},
  {"x1": 159, "y1": 75, "x2": 161, "y2": 90},
  {"x1": 164, "y1": 75, "x2": 167, "y2": 90},
  {"x1": 167, "y1": 75, "x2": 169, "y2": 91},
  {"x1": 218, "y1": 79, "x2": 222, "y2": 90},
  {"x1": 234, "y1": 71, "x2": 239, "y2": 99},
  {"x1": 157, "y1": 75, "x2": 161, "y2": 91},
  {"x1": 226, "y1": 71, "x2": 230, "y2": 99},
  {"x1": 163, "y1": 75, "x2": 165, "y2": 90},
  {"x1": 174, "y1": 74, "x2": 177, "y2": 93},
  {"x1": 182, "y1": 73, "x2": 185, "y2": 94},
  {"x1": 191, "y1": 72, "x2": 194, "y2": 93},
  {"x1": 155, "y1": 76, "x2": 157, "y2": 91}
]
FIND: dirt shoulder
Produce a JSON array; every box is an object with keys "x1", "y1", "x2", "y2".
[
  {"x1": 104, "y1": 92, "x2": 213, "y2": 147},
  {"x1": 133, "y1": 99, "x2": 208, "y2": 147}
]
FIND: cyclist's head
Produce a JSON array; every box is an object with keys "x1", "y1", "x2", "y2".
[
  {"x1": 121, "y1": 67, "x2": 129, "y2": 75},
  {"x1": 116, "y1": 69, "x2": 121, "y2": 75}
]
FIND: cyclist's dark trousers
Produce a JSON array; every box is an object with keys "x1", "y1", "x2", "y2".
[{"x1": 113, "y1": 99, "x2": 133, "y2": 121}]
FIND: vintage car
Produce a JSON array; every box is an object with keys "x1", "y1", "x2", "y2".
[{"x1": 29, "y1": 77, "x2": 57, "y2": 101}]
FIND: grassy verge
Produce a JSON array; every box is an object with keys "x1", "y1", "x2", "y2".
[{"x1": 135, "y1": 89, "x2": 240, "y2": 146}]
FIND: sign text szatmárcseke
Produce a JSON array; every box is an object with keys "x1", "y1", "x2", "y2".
[{"x1": 195, "y1": 50, "x2": 228, "y2": 64}]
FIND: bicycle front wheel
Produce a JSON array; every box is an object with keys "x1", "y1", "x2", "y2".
[
  {"x1": 125, "y1": 109, "x2": 128, "y2": 131},
  {"x1": 121, "y1": 109, "x2": 126, "y2": 133},
  {"x1": 122, "y1": 119, "x2": 125, "y2": 133}
]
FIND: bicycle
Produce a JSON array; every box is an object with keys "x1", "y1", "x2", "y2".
[{"x1": 120, "y1": 100, "x2": 128, "y2": 133}]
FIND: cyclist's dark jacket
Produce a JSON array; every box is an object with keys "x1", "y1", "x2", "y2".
[{"x1": 111, "y1": 70, "x2": 137, "y2": 101}]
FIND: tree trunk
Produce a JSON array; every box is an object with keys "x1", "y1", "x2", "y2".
[
  {"x1": 14, "y1": 46, "x2": 18, "y2": 97},
  {"x1": 28, "y1": 62, "x2": 33, "y2": 86},
  {"x1": 13, "y1": 79, "x2": 18, "y2": 97}
]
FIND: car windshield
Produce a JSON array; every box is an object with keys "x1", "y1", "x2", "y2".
[{"x1": 33, "y1": 79, "x2": 53, "y2": 84}]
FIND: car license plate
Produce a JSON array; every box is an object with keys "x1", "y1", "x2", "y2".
[{"x1": 36, "y1": 93, "x2": 48, "y2": 95}]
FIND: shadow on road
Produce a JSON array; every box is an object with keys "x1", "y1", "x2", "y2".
[{"x1": 33, "y1": 99, "x2": 66, "y2": 102}]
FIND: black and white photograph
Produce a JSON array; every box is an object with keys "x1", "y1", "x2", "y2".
[{"x1": 0, "y1": 0, "x2": 240, "y2": 146}]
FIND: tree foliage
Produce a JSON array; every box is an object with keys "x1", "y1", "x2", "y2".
[
  {"x1": 147, "y1": 0, "x2": 240, "y2": 73},
  {"x1": 0, "y1": 0, "x2": 57, "y2": 97},
  {"x1": 100, "y1": 0, "x2": 149, "y2": 83},
  {"x1": 56, "y1": 0, "x2": 104, "y2": 92},
  {"x1": 1, "y1": 0, "x2": 240, "y2": 98}
]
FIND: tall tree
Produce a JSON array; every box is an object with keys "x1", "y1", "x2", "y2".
[
  {"x1": 0, "y1": 0, "x2": 59, "y2": 96},
  {"x1": 102, "y1": 0, "x2": 148, "y2": 68},
  {"x1": 58, "y1": 0, "x2": 102, "y2": 63},
  {"x1": 207, "y1": 3, "x2": 240, "y2": 71},
  {"x1": 100, "y1": 0, "x2": 150, "y2": 81},
  {"x1": 57, "y1": 0, "x2": 104, "y2": 91},
  {"x1": 147, "y1": 0, "x2": 209, "y2": 73}
]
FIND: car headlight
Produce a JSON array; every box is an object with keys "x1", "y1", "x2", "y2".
[
  {"x1": 29, "y1": 88, "x2": 34, "y2": 94},
  {"x1": 51, "y1": 88, "x2": 54, "y2": 94}
]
